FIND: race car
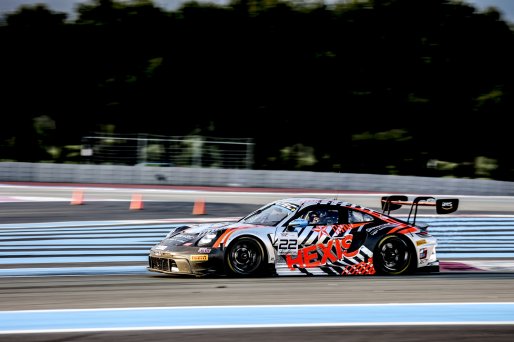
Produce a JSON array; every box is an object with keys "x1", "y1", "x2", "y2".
[{"x1": 148, "y1": 195, "x2": 458, "y2": 277}]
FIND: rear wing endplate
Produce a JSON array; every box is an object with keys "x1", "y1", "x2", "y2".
[{"x1": 381, "y1": 195, "x2": 459, "y2": 224}]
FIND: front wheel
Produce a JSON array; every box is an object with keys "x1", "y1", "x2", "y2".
[
  {"x1": 225, "y1": 237, "x2": 265, "y2": 277},
  {"x1": 374, "y1": 235, "x2": 414, "y2": 275}
]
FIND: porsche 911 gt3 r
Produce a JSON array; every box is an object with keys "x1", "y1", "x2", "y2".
[{"x1": 148, "y1": 195, "x2": 458, "y2": 277}]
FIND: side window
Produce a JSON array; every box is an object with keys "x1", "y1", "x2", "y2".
[
  {"x1": 348, "y1": 209, "x2": 374, "y2": 224},
  {"x1": 322, "y1": 209, "x2": 339, "y2": 225},
  {"x1": 302, "y1": 208, "x2": 339, "y2": 225},
  {"x1": 302, "y1": 210, "x2": 321, "y2": 225}
]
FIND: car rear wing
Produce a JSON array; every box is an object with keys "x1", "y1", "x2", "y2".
[{"x1": 381, "y1": 195, "x2": 459, "y2": 225}]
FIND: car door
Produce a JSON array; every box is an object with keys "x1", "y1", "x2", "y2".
[{"x1": 273, "y1": 205, "x2": 345, "y2": 274}]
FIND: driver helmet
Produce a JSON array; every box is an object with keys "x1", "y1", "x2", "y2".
[{"x1": 308, "y1": 211, "x2": 320, "y2": 223}]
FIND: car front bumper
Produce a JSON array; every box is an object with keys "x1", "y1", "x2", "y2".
[{"x1": 148, "y1": 246, "x2": 225, "y2": 276}]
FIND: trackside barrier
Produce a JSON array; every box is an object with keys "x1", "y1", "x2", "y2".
[{"x1": 0, "y1": 162, "x2": 514, "y2": 196}]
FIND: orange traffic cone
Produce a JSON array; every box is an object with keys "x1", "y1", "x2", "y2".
[
  {"x1": 192, "y1": 198, "x2": 206, "y2": 215},
  {"x1": 71, "y1": 189, "x2": 84, "y2": 205},
  {"x1": 130, "y1": 193, "x2": 144, "y2": 210}
]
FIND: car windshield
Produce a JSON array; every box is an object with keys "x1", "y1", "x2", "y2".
[{"x1": 241, "y1": 204, "x2": 291, "y2": 226}]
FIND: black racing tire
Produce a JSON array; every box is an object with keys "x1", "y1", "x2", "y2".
[
  {"x1": 374, "y1": 235, "x2": 414, "y2": 275},
  {"x1": 225, "y1": 237, "x2": 266, "y2": 277}
]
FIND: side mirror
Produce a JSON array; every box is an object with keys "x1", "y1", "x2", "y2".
[{"x1": 287, "y1": 218, "x2": 308, "y2": 230}]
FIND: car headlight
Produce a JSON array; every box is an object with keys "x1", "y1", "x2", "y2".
[{"x1": 197, "y1": 232, "x2": 219, "y2": 246}]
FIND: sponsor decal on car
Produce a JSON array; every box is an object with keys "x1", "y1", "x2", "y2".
[
  {"x1": 416, "y1": 239, "x2": 427, "y2": 246},
  {"x1": 198, "y1": 247, "x2": 212, "y2": 253},
  {"x1": 277, "y1": 232, "x2": 298, "y2": 255},
  {"x1": 441, "y1": 201, "x2": 454, "y2": 210},
  {"x1": 276, "y1": 201, "x2": 300, "y2": 212},
  {"x1": 332, "y1": 223, "x2": 361, "y2": 235},
  {"x1": 190, "y1": 255, "x2": 209, "y2": 261},
  {"x1": 286, "y1": 235, "x2": 357, "y2": 268},
  {"x1": 366, "y1": 223, "x2": 394, "y2": 235},
  {"x1": 313, "y1": 226, "x2": 330, "y2": 239}
]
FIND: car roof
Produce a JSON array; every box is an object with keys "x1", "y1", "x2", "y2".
[{"x1": 273, "y1": 197, "x2": 380, "y2": 214}]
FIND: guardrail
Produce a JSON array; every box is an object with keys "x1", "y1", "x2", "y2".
[{"x1": 1, "y1": 162, "x2": 514, "y2": 196}]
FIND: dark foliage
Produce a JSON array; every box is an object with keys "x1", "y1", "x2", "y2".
[{"x1": 1, "y1": 0, "x2": 513, "y2": 179}]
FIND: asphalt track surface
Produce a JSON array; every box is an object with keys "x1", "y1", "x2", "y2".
[
  {"x1": 1, "y1": 184, "x2": 514, "y2": 341},
  {"x1": 0, "y1": 201, "x2": 260, "y2": 223}
]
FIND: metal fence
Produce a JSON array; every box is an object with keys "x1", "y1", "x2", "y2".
[{"x1": 81, "y1": 133, "x2": 254, "y2": 169}]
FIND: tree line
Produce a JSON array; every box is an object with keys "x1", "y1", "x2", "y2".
[{"x1": 1, "y1": 0, "x2": 513, "y2": 180}]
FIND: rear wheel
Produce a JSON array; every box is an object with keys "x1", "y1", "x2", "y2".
[
  {"x1": 226, "y1": 237, "x2": 265, "y2": 277},
  {"x1": 374, "y1": 235, "x2": 414, "y2": 275}
]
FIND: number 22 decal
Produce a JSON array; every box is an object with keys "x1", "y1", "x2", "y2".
[
  {"x1": 277, "y1": 232, "x2": 298, "y2": 255},
  {"x1": 278, "y1": 239, "x2": 298, "y2": 249}
]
